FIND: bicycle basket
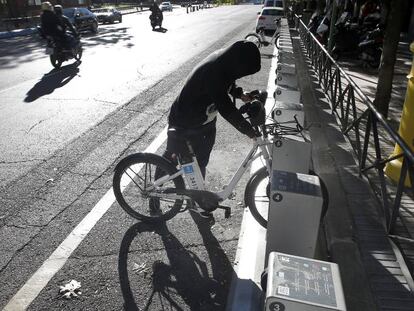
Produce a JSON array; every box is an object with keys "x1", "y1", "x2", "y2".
[{"x1": 247, "y1": 100, "x2": 266, "y2": 127}]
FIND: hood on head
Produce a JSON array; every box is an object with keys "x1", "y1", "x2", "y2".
[{"x1": 219, "y1": 40, "x2": 261, "y2": 80}]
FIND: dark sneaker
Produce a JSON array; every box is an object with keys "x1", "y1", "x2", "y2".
[
  {"x1": 199, "y1": 211, "x2": 213, "y2": 218},
  {"x1": 149, "y1": 198, "x2": 160, "y2": 215}
]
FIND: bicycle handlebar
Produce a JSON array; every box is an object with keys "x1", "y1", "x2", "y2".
[{"x1": 238, "y1": 90, "x2": 305, "y2": 139}]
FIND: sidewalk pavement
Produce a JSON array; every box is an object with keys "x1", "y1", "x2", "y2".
[{"x1": 291, "y1": 26, "x2": 414, "y2": 310}]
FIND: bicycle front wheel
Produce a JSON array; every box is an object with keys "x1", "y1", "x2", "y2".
[
  {"x1": 244, "y1": 166, "x2": 270, "y2": 228},
  {"x1": 113, "y1": 153, "x2": 185, "y2": 223},
  {"x1": 274, "y1": 33, "x2": 280, "y2": 49},
  {"x1": 245, "y1": 33, "x2": 262, "y2": 49}
]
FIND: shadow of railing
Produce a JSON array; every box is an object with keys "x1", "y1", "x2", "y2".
[{"x1": 294, "y1": 16, "x2": 414, "y2": 242}]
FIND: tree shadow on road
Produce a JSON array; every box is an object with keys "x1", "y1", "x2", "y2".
[
  {"x1": 0, "y1": 35, "x2": 45, "y2": 69},
  {"x1": 118, "y1": 213, "x2": 240, "y2": 311},
  {"x1": 81, "y1": 26, "x2": 135, "y2": 48},
  {"x1": 24, "y1": 61, "x2": 80, "y2": 103}
]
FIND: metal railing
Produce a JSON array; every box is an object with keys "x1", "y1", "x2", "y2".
[{"x1": 295, "y1": 15, "x2": 414, "y2": 236}]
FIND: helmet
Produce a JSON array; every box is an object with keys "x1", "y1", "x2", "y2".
[
  {"x1": 41, "y1": 2, "x2": 53, "y2": 11},
  {"x1": 54, "y1": 5, "x2": 63, "y2": 15}
]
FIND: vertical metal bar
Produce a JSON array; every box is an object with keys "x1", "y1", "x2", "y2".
[
  {"x1": 388, "y1": 156, "x2": 408, "y2": 234},
  {"x1": 361, "y1": 112, "x2": 372, "y2": 172},
  {"x1": 351, "y1": 88, "x2": 362, "y2": 163},
  {"x1": 372, "y1": 116, "x2": 390, "y2": 227},
  {"x1": 408, "y1": 162, "x2": 414, "y2": 193},
  {"x1": 343, "y1": 86, "x2": 352, "y2": 132}
]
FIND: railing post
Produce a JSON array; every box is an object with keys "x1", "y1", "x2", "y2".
[{"x1": 384, "y1": 42, "x2": 414, "y2": 187}]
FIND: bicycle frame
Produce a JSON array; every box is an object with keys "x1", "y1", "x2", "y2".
[
  {"x1": 257, "y1": 19, "x2": 281, "y2": 43},
  {"x1": 148, "y1": 136, "x2": 273, "y2": 202}
]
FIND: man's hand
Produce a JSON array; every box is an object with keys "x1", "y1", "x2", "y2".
[{"x1": 240, "y1": 92, "x2": 253, "y2": 103}]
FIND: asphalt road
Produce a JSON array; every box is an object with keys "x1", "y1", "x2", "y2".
[
  {"x1": 0, "y1": 4, "x2": 274, "y2": 311},
  {"x1": 0, "y1": 5, "x2": 259, "y2": 187}
]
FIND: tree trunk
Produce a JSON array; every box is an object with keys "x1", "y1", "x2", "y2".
[{"x1": 373, "y1": 0, "x2": 405, "y2": 118}]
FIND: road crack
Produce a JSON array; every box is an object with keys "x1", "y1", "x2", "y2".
[
  {"x1": 26, "y1": 118, "x2": 48, "y2": 134},
  {"x1": 0, "y1": 158, "x2": 46, "y2": 164}
]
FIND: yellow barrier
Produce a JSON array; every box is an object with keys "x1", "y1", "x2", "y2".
[{"x1": 384, "y1": 42, "x2": 414, "y2": 187}]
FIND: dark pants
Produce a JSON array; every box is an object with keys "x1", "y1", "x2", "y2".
[{"x1": 161, "y1": 120, "x2": 216, "y2": 178}]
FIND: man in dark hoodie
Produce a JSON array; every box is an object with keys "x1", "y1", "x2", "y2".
[{"x1": 162, "y1": 40, "x2": 261, "y2": 178}]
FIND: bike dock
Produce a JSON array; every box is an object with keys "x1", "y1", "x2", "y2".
[
  {"x1": 227, "y1": 19, "x2": 345, "y2": 311},
  {"x1": 227, "y1": 16, "x2": 414, "y2": 311}
]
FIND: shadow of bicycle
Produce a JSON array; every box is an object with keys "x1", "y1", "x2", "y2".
[{"x1": 118, "y1": 211, "x2": 239, "y2": 310}]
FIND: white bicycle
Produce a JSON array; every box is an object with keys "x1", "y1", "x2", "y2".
[
  {"x1": 245, "y1": 18, "x2": 281, "y2": 49},
  {"x1": 112, "y1": 91, "x2": 323, "y2": 226}
]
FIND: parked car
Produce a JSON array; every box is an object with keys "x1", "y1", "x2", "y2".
[
  {"x1": 63, "y1": 7, "x2": 98, "y2": 33},
  {"x1": 256, "y1": 7, "x2": 284, "y2": 31},
  {"x1": 91, "y1": 7, "x2": 122, "y2": 24},
  {"x1": 263, "y1": 0, "x2": 284, "y2": 9},
  {"x1": 160, "y1": 2, "x2": 173, "y2": 12}
]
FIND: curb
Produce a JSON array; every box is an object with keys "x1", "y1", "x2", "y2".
[{"x1": 0, "y1": 28, "x2": 36, "y2": 39}]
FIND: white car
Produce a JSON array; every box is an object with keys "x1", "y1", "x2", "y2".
[
  {"x1": 160, "y1": 1, "x2": 173, "y2": 11},
  {"x1": 263, "y1": 0, "x2": 284, "y2": 9},
  {"x1": 256, "y1": 7, "x2": 284, "y2": 31}
]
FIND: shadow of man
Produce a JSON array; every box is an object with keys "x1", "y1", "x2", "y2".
[{"x1": 24, "y1": 62, "x2": 81, "y2": 103}]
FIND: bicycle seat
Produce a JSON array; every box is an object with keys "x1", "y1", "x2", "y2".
[{"x1": 168, "y1": 122, "x2": 215, "y2": 141}]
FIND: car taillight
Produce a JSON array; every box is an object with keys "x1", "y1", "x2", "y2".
[{"x1": 258, "y1": 16, "x2": 266, "y2": 20}]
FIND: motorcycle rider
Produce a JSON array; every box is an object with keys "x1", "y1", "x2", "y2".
[
  {"x1": 40, "y1": 2, "x2": 61, "y2": 38},
  {"x1": 40, "y1": 2, "x2": 75, "y2": 52},
  {"x1": 54, "y1": 5, "x2": 79, "y2": 52},
  {"x1": 149, "y1": 0, "x2": 163, "y2": 30}
]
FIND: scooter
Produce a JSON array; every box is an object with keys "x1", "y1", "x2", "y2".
[
  {"x1": 308, "y1": 11, "x2": 323, "y2": 35},
  {"x1": 358, "y1": 26, "x2": 383, "y2": 68},
  {"x1": 38, "y1": 26, "x2": 82, "y2": 69},
  {"x1": 47, "y1": 37, "x2": 82, "y2": 69},
  {"x1": 150, "y1": 12, "x2": 163, "y2": 30},
  {"x1": 315, "y1": 13, "x2": 330, "y2": 44},
  {"x1": 331, "y1": 12, "x2": 362, "y2": 60}
]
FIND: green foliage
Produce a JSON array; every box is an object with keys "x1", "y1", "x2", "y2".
[{"x1": 214, "y1": 0, "x2": 235, "y2": 5}]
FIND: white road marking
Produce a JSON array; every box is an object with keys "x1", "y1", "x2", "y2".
[{"x1": 3, "y1": 127, "x2": 168, "y2": 311}]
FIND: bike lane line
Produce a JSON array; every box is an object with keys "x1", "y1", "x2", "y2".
[
  {"x1": 3, "y1": 127, "x2": 168, "y2": 311},
  {"x1": 226, "y1": 44, "x2": 278, "y2": 311}
]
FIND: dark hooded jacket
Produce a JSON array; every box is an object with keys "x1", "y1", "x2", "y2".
[
  {"x1": 168, "y1": 40, "x2": 261, "y2": 136},
  {"x1": 41, "y1": 10, "x2": 64, "y2": 38}
]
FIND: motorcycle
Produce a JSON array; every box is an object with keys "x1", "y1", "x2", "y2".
[
  {"x1": 308, "y1": 11, "x2": 323, "y2": 35},
  {"x1": 38, "y1": 26, "x2": 82, "y2": 69},
  {"x1": 358, "y1": 26, "x2": 383, "y2": 68},
  {"x1": 150, "y1": 12, "x2": 163, "y2": 30},
  {"x1": 315, "y1": 13, "x2": 330, "y2": 44},
  {"x1": 331, "y1": 12, "x2": 362, "y2": 60}
]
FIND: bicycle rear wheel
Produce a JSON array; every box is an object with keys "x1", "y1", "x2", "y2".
[
  {"x1": 244, "y1": 166, "x2": 270, "y2": 228},
  {"x1": 113, "y1": 153, "x2": 185, "y2": 223},
  {"x1": 245, "y1": 33, "x2": 262, "y2": 49},
  {"x1": 274, "y1": 33, "x2": 280, "y2": 49},
  {"x1": 244, "y1": 167, "x2": 330, "y2": 228}
]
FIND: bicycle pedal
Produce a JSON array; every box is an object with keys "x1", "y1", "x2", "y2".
[
  {"x1": 190, "y1": 207, "x2": 214, "y2": 219},
  {"x1": 217, "y1": 205, "x2": 231, "y2": 218}
]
